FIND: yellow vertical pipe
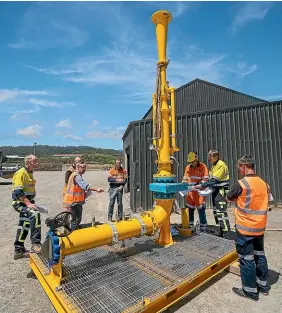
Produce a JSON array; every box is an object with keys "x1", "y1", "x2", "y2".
[
  {"x1": 156, "y1": 200, "x2": 173, "y2": 246},
  {"x1": 152, "y1": 11, "x2": 174, "y2": 246},
  {"x1": 152, "y1": 11, "x2": 172, "y2": 174},
  {"x1": 181, "y1": 208, "x2": 189, "y2": 228}
]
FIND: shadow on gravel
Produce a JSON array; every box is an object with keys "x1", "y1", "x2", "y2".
[
  {"x1": 268, "y1": 269, "x2": 281, "y2": 286},
  {"x1": 164, "y1": 271, "x2": 228, "y2": 313}
]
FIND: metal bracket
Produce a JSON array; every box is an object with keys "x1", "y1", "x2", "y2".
[
  {"x1": 105, "y1": 221, "x2": 119, "y2": 245},
  {"x1": 135, "y1": 216, "x2": 147, "y2": 236}
]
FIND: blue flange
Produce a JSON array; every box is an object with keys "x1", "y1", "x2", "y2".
[
  {"x1": 149, "y1": 182, "x2": 189, "y2": 193},
  {"x1": 153, "y1": 176, "x2": 176, "y2": 183},
  {"x1": 150, "y1": 180, "x2": 189, "y2": 200},
  {"x1": 153, "y1": 192, "x2": 176, "y2": 199},
  {"x1": 46, "y1": 231, "x2": 60, "y2": 267}
]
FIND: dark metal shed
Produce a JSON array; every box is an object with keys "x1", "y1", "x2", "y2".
[
  {"x1": 142, "y1": 78, "x2": 267, "y2": 120},
  {"x1": 123, "y1": 100, "x2": 282, "y2": 212}
]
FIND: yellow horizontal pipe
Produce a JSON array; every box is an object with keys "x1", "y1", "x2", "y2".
[{"x1": 61, "y1": 205, "x2": 168, "y2": 256}]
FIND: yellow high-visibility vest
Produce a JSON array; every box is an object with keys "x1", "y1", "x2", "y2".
[{"x1": 12, "y1": 167, "x2": 36, "y2": 197}]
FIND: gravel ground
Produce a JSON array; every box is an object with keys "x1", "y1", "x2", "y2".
[{"x1": 0, "y1": 170, "x2": 281, "y2": 313}]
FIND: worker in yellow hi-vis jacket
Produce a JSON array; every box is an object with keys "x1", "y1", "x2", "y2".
[
  {"x1": 12, "y1": 155, "x2": 42, "y2": 259},
  {"x1": 194, "y1": 149, "x2": 231, "y2": 239}
]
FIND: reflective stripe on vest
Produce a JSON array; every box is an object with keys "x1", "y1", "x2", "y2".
[
  {"x1": 235, "y1": 177, "x2": 268, "y2": 236},
  {"x1": 12, "y1": 167, "x2": 36, "y2": 196},
  {"x1": 63, "y1": 172, "x2": 85, "y2": 208},
  {"x1": 184, "y1": 163, "x2": 208, "y2": 185}
]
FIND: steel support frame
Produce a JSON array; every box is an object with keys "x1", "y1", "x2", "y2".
[
  {"x1": 29, "y1": 254, "x2": 78, "y2": 313},
  {"x1": 132, "y1": 250, "x2": 238, "y2": 313},
  {"x1": 30, "y1": 249, "x2": 237, "y2": 313}
]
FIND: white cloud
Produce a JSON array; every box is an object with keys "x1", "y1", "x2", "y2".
[
  {"x1": 261, "y1": 95, "x2": 282, "y2": 101},
  {"x1": 0, "y1": 89, "x2": 48, "y2": 103},
  {"x1": 91, "y1": 120, "x2": 99, "y2": 127},
  {"x1": 27, "y1": 2, "x2": 258, "y2": 107},
  {"x1": 63, "y1": 134, "x2": 83, "y2": 141},
  {"x1": 55, "y1": 130, "x2": 82, "y2": 141},
  {"x1": 227, "y1": 62, "x2": 257, "y2": 77},
  {"x1": 140, "y1": 1, "x2": 192, "y2": 18},
  {"x1": 10, "y1": 108, "x2": 39, "y2": 120},
  {"x1": 87, "y1": 127, "x2": 125, "y2": 140},
  {"x1": 56, "y1": 119, "x2": 72, "y2": 128},
  {"x1": 8, "y1": 3, "x2": 89, "y2": 50},
  {"x1": 29, "y1": 98, "x2": 74, "y2": 108},
  {"x1": 231, "y1": 2, "x2": 273, "y2": 34},
  {"x1": 17, "y1": 124, "x2": 42, "y2": 138}
]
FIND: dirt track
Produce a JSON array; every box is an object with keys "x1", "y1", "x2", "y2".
[{"x1": 0, "y1": 170, "x2": 281, "y2": 313}]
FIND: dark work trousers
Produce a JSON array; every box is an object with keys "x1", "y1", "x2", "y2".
[
  {"x1": 108, "y1": 186, "x2": 123, "y2": 221},
  {"x1": 188, "y1": 205, "x2": 208, "y2": 227},
  {"x1": 13, "y1": 200, "x2": 41, "y2": 252},
  {"x1": 70, "y1": 204, "x2": 83, "y2": 228},
  {"x1": 212, "y1": 186, "x2": 231, "y2": 238},
  {"x1": 235, "y1": 230, "x2": 269, "y2": 297}
]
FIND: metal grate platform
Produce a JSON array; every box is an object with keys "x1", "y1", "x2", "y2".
[{"x1": 35, "y1": 233, "x2": 236, "y2": 313}]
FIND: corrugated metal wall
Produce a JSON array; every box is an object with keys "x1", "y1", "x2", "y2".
[
  {"x1": 124, "y1": 101, "x2": 282, "y2": 212},
  {"x1": 143, "y1": 79, "x2": 266, "y2": 120}
]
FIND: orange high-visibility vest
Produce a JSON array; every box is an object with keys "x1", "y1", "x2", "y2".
[
  {"x1": 235, "y1": 176, "x2": 269, "y2": 236},
  {"x1": 63, "y1": 172, "x2": 85, "y2": 209},
  {"x1": 62, "y1": 166, "x2": 75, "y2": 195},
  {"x1": 183, "y1": 162, "x2": 209, "y2": 185}
]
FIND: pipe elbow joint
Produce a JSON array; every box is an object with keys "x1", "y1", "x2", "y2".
[{"x1": 151, "y1": 204, "x2": 168, "y2": 227}]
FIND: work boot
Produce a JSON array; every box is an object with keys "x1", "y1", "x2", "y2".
[
  {"x1": 258, "y1": 287, "x2": 269, "y2": 296},
  {"x1": 232, "y1": 287, "x2": 259, "y2": 301},
  {"x1": 14, "y1": 249, "x2": 30, "y2": 260},
  {"x1": 31, "y1": 243, "x2": 42, "y2": 254},
  {"x1": 200, "y1": 224, "x2": 208, "y2": 232}
]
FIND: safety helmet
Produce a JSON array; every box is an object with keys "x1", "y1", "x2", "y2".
[{"x1": 187, "y1": 151, "x2": 198, "y2": 163}]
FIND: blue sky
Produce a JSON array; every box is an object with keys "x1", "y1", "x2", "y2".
[{"x1": 0, "y1": 1, "x2": 281, "y2": 150}]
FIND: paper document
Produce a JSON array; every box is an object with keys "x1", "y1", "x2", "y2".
[
  {"x1": 199, "y1": 188, "x2": 213, "y2": 196},
  {"x1": 36, "y1": 206, "x2": 49, "y2": 214},
  {"x1": 85, "y1": 190, "x2": 98, "y2": 200},
  {"x1": 179, "y1": 187, "x2": 213, "y2": 197},
  {"x1": 179, "y1": 190, "x2": 189, "y2": 197},
  {"x1": 268, "y1": 193, "x2": 274, "y2": 202}
]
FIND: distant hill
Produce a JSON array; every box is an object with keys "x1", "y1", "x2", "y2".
[{"x1": 0, "y1": 145, "x2": 123, "y2": 158}]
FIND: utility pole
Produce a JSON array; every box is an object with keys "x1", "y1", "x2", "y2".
[{"x1": 33, "y1": 142, "x2": 37, "y2": 156}]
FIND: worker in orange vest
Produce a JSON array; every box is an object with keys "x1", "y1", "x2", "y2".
[
  {"x1": 108, "y1": 159, "x2": 127, "y2": 221},
  {"x1": 62, "y1": 156, "x2": 82, "y2": 196},
  {"x1": 226, "y1": 155, "x2": 270, "y2": 301},
  {"x1": 63, "y1": 162, "x2": 104, "y2": 228},
  {"x1": 182, "y1": 152, "x2": 209, "y2": 229}
]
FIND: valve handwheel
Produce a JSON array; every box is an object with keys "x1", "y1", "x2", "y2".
[{"x1": 45, "y1": 211, "x2": 76, "y2": 237}]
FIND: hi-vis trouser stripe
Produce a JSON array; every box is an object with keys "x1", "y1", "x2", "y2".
[
  {"x1": 213, "y1": 207, "x2": 219, "y2": 225},
  {"x1": 242, "y1": 285, "x2": 257, "y2": 293},
  {"x1": 29, "y1": 209, "x2": 41, "y2": 228},
  {"x1": 18, "y1": 221, "x2": 30, "y2": 243},
  {"x1": 256, "y1": 277, "x2": 267, "y2": 286},
  {"x1": 238, "y1": 254, "x2": 254, "y2": 260},
  {"x1": 217, "y1": 201, "x2": 229, "y2": 232}
]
